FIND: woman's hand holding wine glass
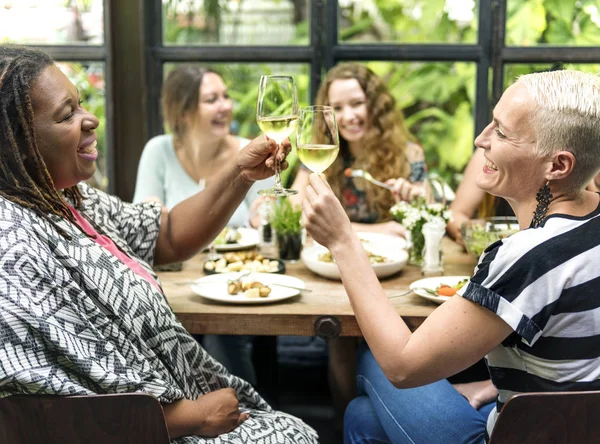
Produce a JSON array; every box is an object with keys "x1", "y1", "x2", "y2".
[{"x1": 256, "y1": 75, "x2": 299, "y2": 196}]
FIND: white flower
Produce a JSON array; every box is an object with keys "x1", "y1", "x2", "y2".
[
  {"x1": 390, "y1": 200, "x2": 450, "y2": 231},
  {"x1": 444, "y1": 0, "x2": 475, "y2": 28}
]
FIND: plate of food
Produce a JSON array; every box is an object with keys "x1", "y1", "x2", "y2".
[
  {"x1": 301, "y1": 232, "x2": 408, "y2": 280},
  {"x1": 191, "y1": 272, "x2": 305, "y2": 305},
  {"x1": 213, "y1": 227, "x2": 260, "y2": 251},
  {"x1": 409, "y1": 276, "x2": 470, "y2": 304},
  {"x1": 204, "y1": 251, "x2": 285, "y2": 275}
]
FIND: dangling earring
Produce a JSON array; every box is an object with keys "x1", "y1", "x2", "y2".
[{"x1": 532, "y1": 181, "x2": 552, "y2": 228}]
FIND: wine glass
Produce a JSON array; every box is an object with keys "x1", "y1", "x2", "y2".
[
  {"x1": 296, "y1": 105, "x2": 340, "y2": 174},
  {"x1": 256, "y1": 75, "x2": 299, "y2": 196}
]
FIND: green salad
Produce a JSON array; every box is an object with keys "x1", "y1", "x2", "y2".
[{"x1": 464, "y1": 226, "x2": 517, "y2": 256}]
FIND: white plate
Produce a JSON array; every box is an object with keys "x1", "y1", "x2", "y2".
[
  {"x1": 214, "y1": 228, "x2": 260, "y2": 251},
  {"x1": 409, "y1": 275, "x2": 470, "y2": 305},
  {"x1": 191, "y1": 272, "x2": 304, "y2": 304},
  {"x1": 301, "y1": 232, "x2": 409, "y2": 280}
]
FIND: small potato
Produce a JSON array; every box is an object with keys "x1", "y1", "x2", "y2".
[
  {"x1": 244, "y1": 288, "x2": 260, "y2": 298},
  {"x1": 228, "y1": 282, "x2": 241, "y2": 295},
  {"x1": 259, "y1": 286, "x2": 271, "y2": 297},
  {"x1": 204, "y1": 261, "x2": 215, "y2": 271},
  {"x1": 250, "y1": 281, "x2": 264, "y2": 289},
  {"x1": 215, "y1": 258, "x2": 227, "y2": 269},
  {"x1": 228, "y1": 261, "x2": 244, "y2": 272}
]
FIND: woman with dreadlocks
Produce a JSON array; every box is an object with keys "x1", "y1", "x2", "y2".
[{"x1": 0, "y1": 45, "x2": 317, "y2": 443}]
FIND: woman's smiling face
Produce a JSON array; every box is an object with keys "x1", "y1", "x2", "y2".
[
  {"x1": 328, "y1": 78, "x2": 369, "y2": 144},
  {"x1": 193, "y1": 72, "x2": 233, "y2": 139},
  {"x1": 30, "y1": 65, "x2": 100, "y2": 190},
  {"x1": 473, "y1": 82, "x2": 549, "y2": 202}
]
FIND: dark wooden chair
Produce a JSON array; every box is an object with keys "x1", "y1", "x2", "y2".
[
  {"x1": 488, "y1": 391, "x2": 600, "y2": 443},
  {"x1": 0, "y1": 393, "x2": 170, "y2": 444}
]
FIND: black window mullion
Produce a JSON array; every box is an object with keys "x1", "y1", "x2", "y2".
[
  {"x1": 102, "y1": 0, "x2": 114, "y2": 195},
  {"x1": 333, "y1": 44, "x2": 482, "y2": 62},
  {"x1": 324, "y1": 0, "x2": 338, "y2": 70},
  {"x1": 145, "y1": 0, "x2": 164, "y2": 140},
  {"x1": 502, "y1": 47, "x2": 600, "y2": 63},
  {"x1": 309, "y1": 0, "x2": 324, "y2": 103},
  {"x1": 108, "y1": 0, "x2": 147, "y2": 201},
  {"x1": 28, "y1": 45, "x2": 105, "y2": 61},
  {"x1": 153, "y1": 46, "x2": 313, "y2": 62},
  {"x1": 474, "y1": 0, "x2": 493, "y2": 137},
  {"x1": 491, "y1": 0, "x2": 507, "y2": 107}
]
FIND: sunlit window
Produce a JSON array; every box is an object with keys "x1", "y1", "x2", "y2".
[
  {"x1": 162, "y1": 0, "x2": 309, "y2": 46},
  {"x1": 506, "y1": 0, "x2": 600, "y2": 46},
  {"x1": 0, "y1": 0, "x2": 104, "y2": 45},
  {"x1": 339, "y1": 0, "x2": 478, "y2": 44}
]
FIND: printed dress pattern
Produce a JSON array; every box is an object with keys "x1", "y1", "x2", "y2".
[{"x1": 0, "y1": 183, "x2": 318, "y2": 444}]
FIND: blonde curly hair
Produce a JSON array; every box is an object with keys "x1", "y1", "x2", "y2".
[{"x1": 317, "y1": 63, "x2": 415, "y2": 221}]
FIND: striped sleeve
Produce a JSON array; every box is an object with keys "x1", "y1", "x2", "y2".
[
  {"x1": 460, "y1": 214, "x2": 600, "y2": 346},
  {"x1": 459, "y1": 239, "x2": 542, "y2": 345}
]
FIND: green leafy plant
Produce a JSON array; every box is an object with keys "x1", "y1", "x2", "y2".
[{"x1": 270, "y1": 198, "x2": 302, "y2": 236}]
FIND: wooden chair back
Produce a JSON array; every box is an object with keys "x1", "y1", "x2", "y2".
[
  {"x1": 489, "y1": 390, "x2": 600, "y2": 443},
  {"x1": 0, "y1": 393, "x2": 170, "y2": 444}
]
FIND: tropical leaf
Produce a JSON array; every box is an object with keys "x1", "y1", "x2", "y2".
[
  {"x1": 544, "y1": 0, "x2": 576, "y2": 24},
  {"x1": 507, "y1": 0, "x2": 546, "y2": 46}
]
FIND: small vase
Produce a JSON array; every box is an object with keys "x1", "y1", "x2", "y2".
[
  {"x1": 276, "y1": 232, "x2": 303, "y2": 262},
  {"x1": 407, "y1": 227, "x2": 425, "y2": 266}
]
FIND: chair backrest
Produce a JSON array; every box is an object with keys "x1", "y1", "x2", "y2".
[
  {"x1": 0, "y1": 393, "x2": 171, "y2": 444},
  {"x1": 488, "y1": 390, "x2": 600, "y2": 444}
]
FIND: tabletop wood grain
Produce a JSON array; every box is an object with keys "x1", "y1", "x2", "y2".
[{"x1": 158, "y1": 238, "x2": 477, "y2": 337}]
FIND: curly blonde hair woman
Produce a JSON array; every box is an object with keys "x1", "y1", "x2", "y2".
[{"x1": 292, "y1": 63, "x2": 426, "y2": 237}]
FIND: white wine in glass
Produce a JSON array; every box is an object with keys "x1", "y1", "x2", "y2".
[
  {"x1": 296, "y1": 106, "x2": 339, "y2": 174},
  {"x1": 256, "y1": 75, "x2": 299, "y2": 196}
]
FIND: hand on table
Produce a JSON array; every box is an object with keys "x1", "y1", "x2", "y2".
[
  {"x1": 452, "y1": 379, "x2": 497, "y2": 410},
  {"x1": 237, "y1": 135, "x2": 292, "y2": 182},
  {"x1": 303, "y1": 173, "x2": 354, "y2": 250}
]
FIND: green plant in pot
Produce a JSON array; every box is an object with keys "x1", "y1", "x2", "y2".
[{"x1": 270, "y1": 198, "x2": 303, "y2": 261}]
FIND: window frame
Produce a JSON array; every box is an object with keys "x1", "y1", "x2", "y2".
[{"x1": 23, "y1": 0, "x2": 600, "y2": 200}]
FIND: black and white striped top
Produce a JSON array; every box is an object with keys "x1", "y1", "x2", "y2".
[{"x1": 458, "y1": 198, "x2": 600, "y2": 436}]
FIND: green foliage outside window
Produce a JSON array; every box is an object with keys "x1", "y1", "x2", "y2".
[{"x1": 163, "y1": 0, "x2": 600, "y2": 189}]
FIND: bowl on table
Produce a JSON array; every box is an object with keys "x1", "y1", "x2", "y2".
[
  {"x1": 461, "y1": 216, "x2": 519, "y2": 257},
  {"x1": 301, "y1": 232, "x2": 409, "y2": 280}
]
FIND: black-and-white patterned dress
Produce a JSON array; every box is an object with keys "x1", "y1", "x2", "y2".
[{"x1": 0, "y1": 183, "x2": 318, "y2": 443}]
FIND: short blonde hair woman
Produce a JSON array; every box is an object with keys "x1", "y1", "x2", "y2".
[{"x1": 304, "y1": 69, "x2": 600, "y2": 443}]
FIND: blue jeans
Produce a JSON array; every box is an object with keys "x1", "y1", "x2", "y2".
[
  {"x1": 344, "y1": 343, "x2": 494, "y2": 444},
  {"x1": 202, "y1": 335, "x2": 256, "y2": 385}
]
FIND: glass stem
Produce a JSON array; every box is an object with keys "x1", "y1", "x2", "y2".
[{"x1": 273, "y1": 143, "x2": 283, "y2": 189}]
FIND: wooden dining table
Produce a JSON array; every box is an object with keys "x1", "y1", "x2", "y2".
[{"x1": 158, "y1": 238, "x2": 477, "y2": 338}]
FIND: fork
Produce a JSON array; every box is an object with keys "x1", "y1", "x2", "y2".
[
  {"x1": 345, "y1": 168, "x2": 394, "y2": 191},
  {"x1": 388, "y1": 288, "x2": 438, "y2": 299}
]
